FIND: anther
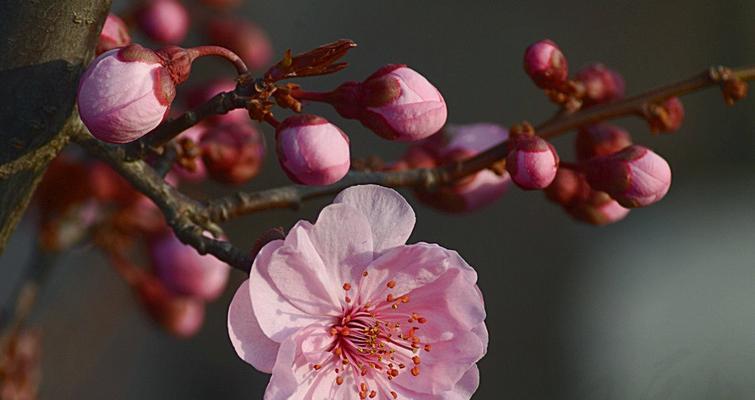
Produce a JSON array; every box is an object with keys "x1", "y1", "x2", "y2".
[
  {"x1": 387, "y1": 280, "x2": 396, "y2": 289},
  {"x1": 343, "y1": 282, "x2": 352, "y2": 291},
  {"x1": 336, "y1": 376, "x2": 344, "y2": 385},
  {"x1": 411, "y1": 366, "x2": 420, "y2": 376}
]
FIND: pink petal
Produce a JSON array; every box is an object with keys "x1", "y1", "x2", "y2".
[
  {"x1": 390, "y1": 366, "x2": 480, "y2": 400},
  {"x1": 334, "y1": 185, "x2": 416, "y2": 253},
  {"x1": 227, "y1": 279, "x2": 280, "y2": 373},
  {"x1": 264, "y1": 324, "x2": 351, "y2": 400},
  {"x1": 249, "y1": 239, "x2": 324, "y2": 342},
  {"x1": 265, "y1": 222, "x2": 343, "y2": 314},
  {"x1": 306, "y1": 202, "x2": 375, "y2": 284},
  {"x1": 357, "y1": 242, "x2": 477, "y2": 305}
]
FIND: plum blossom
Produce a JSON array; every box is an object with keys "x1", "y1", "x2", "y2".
[{"x1": 228, "y1": 185, "x2": 487, "y2": 399}]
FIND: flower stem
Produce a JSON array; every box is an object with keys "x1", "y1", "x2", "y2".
[{"x1": 189, "y1": 46, "x2": 248, "y2": 75}]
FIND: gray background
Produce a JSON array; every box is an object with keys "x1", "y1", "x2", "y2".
[{"x1": 1, "y1": 0, "x2": 755, "y2": 398}]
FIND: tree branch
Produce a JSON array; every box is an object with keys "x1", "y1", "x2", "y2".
[{"x1": 204, "y1": 65, "x2": 754, "y2": 222}]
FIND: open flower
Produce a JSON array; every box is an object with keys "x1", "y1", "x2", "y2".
[{"x1": 228, "y1": 185, "x2": 487, "y2": 399}]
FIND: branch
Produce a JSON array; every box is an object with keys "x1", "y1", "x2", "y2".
[
  {"x1": 123, "y1": 90, "x2": 250, "y2": 160},
  {"x1": 205, "y1": 65, "x2": 753, "y2": 221},
  {"x1": 537, "y1": 65, "x2": 755, "y2": 138},
  {"x1": 70, "y1": 121, "x2": 254, "y2": 272}
]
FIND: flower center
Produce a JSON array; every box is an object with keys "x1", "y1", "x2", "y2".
[{"x1": 310, "y1": 273, "x2": 432, "y2": 399}]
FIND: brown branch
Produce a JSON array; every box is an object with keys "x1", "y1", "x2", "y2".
[
  {"x1": 205, "y1": 64, "x2": 754, "y2": 222},
  {"x1": 537, "y1": 65, "x2": 755, "y2": 138},
  {"x1": 123, "y1": 90, "x2": 250, "y2": 160},
  {"x1": 70, "y1": 121, "x2": 254, "y2": 272},
  {"x1": 0, "y1": 131, "x2": 70, "y2": 180},
  {"x1": 68, "y1": 64, "x2": 754, "y2": 274}
]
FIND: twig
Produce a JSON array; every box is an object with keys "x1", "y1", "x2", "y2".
[{"x1": 0, "y1": 134, "x2": 70, "y2": 180}]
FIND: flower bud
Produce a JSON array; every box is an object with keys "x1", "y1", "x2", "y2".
[
  {"x1": 136, "y1": 0, "x2": 190, "y2": 45},
  {"x1": 186, "y1": 79, "x2": 248, "y2": 124},
  {"x1": 275, "y1": 115, "x2": 350, "y2": 185},
  {"x1": 575, "y1": 124, "x2": 632, "y2": 161},
  {"x1": 96, "y1": 14, "x2": 131, "y2": 55},
  {"x1": 149, "y1": 231, "x2": 230, "y2": 301},
  {"x1": 173, "y1": 125, "x2": 208, "y2": 183},
  {"x1": 566, "y1": 191, "x2": 630, "y2": 226},
  {"x1": 200, "y1": 122, "x2": 265, "y2": 185},
  {"x1": 576, "y1": 63, "x2": 625, "y2": 105},
  {"x1": 78, "y1": 45, "x2": 194, "y2": 143},
  {"x1": 134, "y1": 272, "x2": 206, "y2": 338},
  {"x1": 584, "y1": 145, "x2": 671, "y2": 208},
  {"x1": 506, "y1": 135, "x2": 559, "y2": 190},
  {"x1": 328, "y1": 65, "x2": 447, "y2": 141},
  {"x1": 648, "y1": 97, "x2": 685, "y2": 133},
  {"x1": 544, "y1": 167, "x2": 587, "y2": 205},
  {"x1": 523, "y1": 39, "x2": 569, "y2": 89},
  {"x1": 207, "y1": 18, "x2": 272, "y2": 70},
  {"x1": 408, "y1": 123, "x2": 511, "y2": 212}
]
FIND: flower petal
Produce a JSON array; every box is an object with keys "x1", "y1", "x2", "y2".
[
  {"x1": 390, "y1": 365, "x2": 480, "y2": 400},
  {"x1": 264, "y1": 324, "x2": 352, "y2": 400},
  {"x1": 227, "y1": 279, "x2": 280, "y2": 373},
  {"x1": 250, "y1": 239, "x2": 325, "y2": 342},
  {"x1": 307, "y1": 202, "x2": 375, "y2": 283},
  {"x1": 334, "y1": 185, "x2": 415, "y2": 253},
  {"x1": 265, "y1": 221, "x2": 343, "y2": 315}
]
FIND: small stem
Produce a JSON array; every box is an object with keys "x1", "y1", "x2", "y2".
[
  {"x1": 290, "y1": 88, "x2": 333, "y2": 103},
  {"x1": 264, "y1": 114, "x2": 281, "y2": 128},
  {"x1": 189, "y1": 46, "x2": 248, "y2": 75}
]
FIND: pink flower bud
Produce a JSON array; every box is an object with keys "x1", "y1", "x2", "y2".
[
  {"x1": 136, "y1": 0, "x2": 190, "y2": 45},
  {"x1": 149, "y1": 232, "x2": 230, "y2": 301},
  {"x1": 96, "y1": 14, "x2": 131, "y2": 55},
  {"x1": 575, "y1": 124, "x2": 632, "y2": 161},
  {"x1": 186, "y1": 79, "x2": 248, "y2": 124},
  {"x1": 207, "y1": 18, "x2": 272, "y2": 70},
  {"x1": 544, "y1": 167, "x2": 587, "y2": 205},
  {"x1": 200, "y1": 122, "x2": 265, "y2": 185},
  {"x1": 584, "y1": 145, "x2": 671, "y2": 208},
  {"x1": 648, "y1": 97, "x2": 685, "y2": 133},
  {"x1": 576, "y1": 63, "x2": 625, "y2": 105},
  {"x1": 524, "y1": 39, "x2": 569, "y2": 89},
  {"x1": 275, "y1": 115, "x2": 350, "y2": 185},
  {"x1": 328, "y1": 65, "x2": 447, "y2": 141},
  {"x1": 173, "y1": 125, "x2": 208, "y2": 183},
  {"x1": 408, "y1": 123, "x2": 511, "y2": 212},
  {"x1": 134, "y1": 273, "x2": 206, "y2": 338},
  {"x1": 506, "y1": 135, "x2": 559, "y2": 190},
  {"x1": 78, "y1": 45, "x2": 195, "y2": 143},
  {"x1": 566, "y1": 191, "x2": 630, "y2": 226}
]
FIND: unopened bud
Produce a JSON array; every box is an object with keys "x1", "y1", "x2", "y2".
[
  {"x1": 647, "y1": 97, "x2": 684, "y2": 133},
  {"x1": 575, "y1": 63, "x2": 625, "y2": 106},
  {"x1": 96, "y1": 14, "x2": 131, "y2": 55},
  {"x1": 575, "y1": 124, "x2": 632, "y2": 160},
  {"x1": 200, "y1": 122, "x2": 265, "y2": 185},
  {"x1": 523, "y1": 39, "x2": 569, "y2": 90},
  {"x1": 136, "y1": 0, "x2": 190, "y2": 45},
  {"x1": 506, "y1": 135, "x2": 559, "y2": 190},
  {"x1": 275, "y1": 115, "x2": 350, "y2": 185},
  {"x1": 207, "y1": 17, "x2": 272, "y2": 70}
]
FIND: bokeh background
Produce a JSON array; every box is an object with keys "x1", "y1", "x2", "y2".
[{"x1": 2, "y1": 0, "x2": 755, "y2": 398}]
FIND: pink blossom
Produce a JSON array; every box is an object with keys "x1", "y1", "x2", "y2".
[
  {"x1": 276, "y1": 115, "x2": 350, "y2": 185},
  {"x1": 408, "y1": 123, "x2": 512, "y2": 212},
  {"x1": 328, "y1": 65, "x2": 447, "y2": 141},
  {"x1": 523, "y1": 39, "x2": 568, "y2": 89},
  {"x1": 137, "y1": 0, "x2": 190, "y2": 45},
  {"x1": 77, "y1": 47, "x2": 174, "y2": 143},
  {"x1": 149, "y1": 231, "x2": 230, "y2": 301},
  {"x1": 575, "y1": 124, "x2": 632, "y2": 161},
  {"x1": 207, "y1": 17, "x2": 273, "y2": 70},
  {"x1": 96, "y1": 14, "x2": 131, "y2": 55},
  {"x1": 200, "y1": 121, "x2": 265, "y2": 185},
  {"x1": 506, "y1": 135, "x2": 559, "y2": 190},
  {"x1": 576, "y1": 63, "x2": 625, "y2": 106},
  {"x1": 173, "y1": 124, "x2": 208, "y2": 183},
  {"x1": 584, "y1": 145, "x2": 672, "y2": 208},
  {"x1": 228, "y1": 185, "x2": 487, "y2": 399}
]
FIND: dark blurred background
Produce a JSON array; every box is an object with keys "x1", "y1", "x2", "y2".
[{"x1": 2, "y1": 0, "x2": 755, "y2": 398}]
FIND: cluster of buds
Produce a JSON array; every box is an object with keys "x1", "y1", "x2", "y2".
[
  {"x1": 389, "y1": 123, "x2": 511, "y2": 213},
  {"x1": 521, "y1": 39, "x2": 675, "y2": 224},
  {"x1": 35, "y1": 156, "x2": 230, "y2": 338}
]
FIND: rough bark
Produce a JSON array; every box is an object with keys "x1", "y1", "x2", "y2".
[{"x1": 0, "y1": 0, "x2": 111, "y2": 250}]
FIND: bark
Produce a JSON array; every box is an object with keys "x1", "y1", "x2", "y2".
[{"x1": 0, "y1": 0, "x2": 111, "y2": 250}]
